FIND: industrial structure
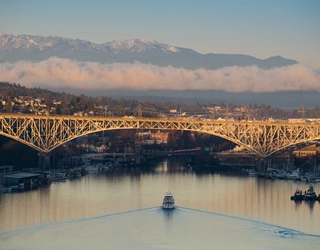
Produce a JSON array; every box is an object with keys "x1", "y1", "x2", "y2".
[{"x1": 1, "y1": 114, "x2": 320, "y2": 157}]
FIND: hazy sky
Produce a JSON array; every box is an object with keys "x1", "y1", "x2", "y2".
[{"x1": 1, "y1": 0, "x2": 319, "y2": 69}]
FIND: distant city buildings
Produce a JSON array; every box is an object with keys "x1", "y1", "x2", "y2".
[
  {"x1": 136, "y1": 131, "x2": 169, "y2": 145},
  {"x1": 293, "y1": 144, "x2": 320, "y2": 158}
]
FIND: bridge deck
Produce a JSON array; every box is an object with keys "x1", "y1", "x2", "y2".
[{"x1": 1, "y1": 114, "x2": 320, "y2": 157}]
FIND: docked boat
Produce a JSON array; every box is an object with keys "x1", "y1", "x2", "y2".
[
  {"x1": 290, "y1": 189, "x2": 304, "y2": 200},
  {"x1": 85, "y1": 165, "x2": 100, "y2": 172},
  {"x1": 305, "y1": 185, "x2": 317, "y2": 200},
  {"x1": 51, "y1": 172, "x2": 68, "y2": 182},
  {"x1": 287, "y1": 168, "x2": 300, "y2": 179},
  {"x1": 248, "y1": 169, "x2": 258, "y2": 177},
  {"x1": 162, "y1": 192, "x2": 175, "y2": 209},
  {"x1": 0, "y1": 186, "x2": 11, "y2": 193}
]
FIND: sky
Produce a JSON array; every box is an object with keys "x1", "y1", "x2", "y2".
[
  {"x1": 1, "y1": 0, "x2": 319, "y2": 69},
  {"x1": 0, "y1": 0, "x2": 319, "y2": 107}
]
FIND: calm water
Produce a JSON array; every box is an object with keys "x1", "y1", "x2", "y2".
[{"x1": 1, "y1": 157, "x2": 320, "y2": 249}]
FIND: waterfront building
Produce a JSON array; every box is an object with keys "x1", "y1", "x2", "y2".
[
  {"x1": 2, "y1": 171, "x2": 40, "y2": 189},
  {"x1": 0, "y1": 165, "x2": 13, "y2": 186},
  {"x1": 293, "y1": 144, "x2": 320, "y2": 158}
]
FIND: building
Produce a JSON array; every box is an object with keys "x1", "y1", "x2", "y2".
[
  {"x1": 150, "y1": 132, "x2": 169, "y2": 144},
  {"x1": 293, "y1": 144, "x2": 320, "y2": 158},
  {"x1": 2, "y1": 171, "x2": 40, "y2": 189},
  {"x1": 0, "y1": 165, "x2": 13, "y2": 186},
  {"x1": 0, "y1": 165, "x2": 13, "y2": 173}
]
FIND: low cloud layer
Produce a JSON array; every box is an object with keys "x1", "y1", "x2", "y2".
[{"x1": 0, "y1": 57, "x2": 319, "y2": 92}]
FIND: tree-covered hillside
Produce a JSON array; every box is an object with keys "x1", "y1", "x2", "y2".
[{"x1": 1, "y1": 81, "x2": 320, "y2": 119}]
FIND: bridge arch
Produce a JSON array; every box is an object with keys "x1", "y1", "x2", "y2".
[{"x1": 1, "y1": 114, "x2": 320, "y2": 157}]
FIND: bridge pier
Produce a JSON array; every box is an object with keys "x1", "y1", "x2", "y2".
[{"x1": 38, "y1": 153, "x2": 51, "y2": 170}]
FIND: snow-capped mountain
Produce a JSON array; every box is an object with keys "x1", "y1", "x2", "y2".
[
  {"x1": 0, "y1": 32, "x2": 177, "y2": 54},
  {"x1": 0, "y1": 32, "x2": 298, "y2": 69},
  {"x1": 102, "y1": 39, "x2": 180, "y2": 54}
]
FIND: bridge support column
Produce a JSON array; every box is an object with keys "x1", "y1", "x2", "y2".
[{"x1": 38, "y1": 153, "x2": 51, "y2": 170}]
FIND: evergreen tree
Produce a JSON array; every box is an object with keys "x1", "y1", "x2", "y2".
[{"x1": 6, "y1": 96, "x2": 12, "y2": 113}]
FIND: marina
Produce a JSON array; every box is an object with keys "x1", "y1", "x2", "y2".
[
  {"x1": 1, "y1": 157, "x2": 320, "y2": 234},
  {"x1": 243, "y1": 166, "x2": 320, "y2": 183},
  {"x1": 1, "y1": 157, "x2": 320, "y2": 249}
]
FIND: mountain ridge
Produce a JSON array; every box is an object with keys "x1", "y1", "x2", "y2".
[{"x1": 0, "y1": 32, "x2": 298, "y2": 70}]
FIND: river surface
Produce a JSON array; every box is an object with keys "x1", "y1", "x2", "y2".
[{"x1": 1, "y1": 157, "x2": 320, "y2": 249}]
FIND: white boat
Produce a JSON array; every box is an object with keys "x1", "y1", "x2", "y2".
[
  {"x1": 52, "y1": 172, "x2": 68, "y2": 181},
  {"x1": 286, "y1": 168, "x2": 300, "y2": 179},
  {"x1": 248, "y1": 169, "x2": 258, "y2": 177},
  {"x1": 274, "y1": 169, "x2": 287, "y2": 179},
  {"x1": 85, "y1": 165, "x2": 100, "y2": 172},
  {"x1": 98, "y1": 163, "x2": 114, "y2": 172},
  {"x1": 162, "y1": 192, "x2": 175, "y2": 209}
]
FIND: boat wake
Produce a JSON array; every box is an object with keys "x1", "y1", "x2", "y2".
[
  {"x1": 1, "y1": 206, "x2": 319, "y2": 250},
  {"x1": 176, "y1": 206, "x2": 320, "y2": 240}
]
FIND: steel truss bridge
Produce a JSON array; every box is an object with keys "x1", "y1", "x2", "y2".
[{"x1": 1, "y1": 114, "x2": 320, "y2": 157}]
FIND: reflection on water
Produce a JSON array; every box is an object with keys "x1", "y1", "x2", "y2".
[
  {"x1": 306, "y1": 200, "x2": 316, "y2": 209},
  {"x1": 162, "y1": 207, "x2": 175, "y2": 222},
  {"x1": 0, "y1": 157, "x2": 319, "y2": 241}
]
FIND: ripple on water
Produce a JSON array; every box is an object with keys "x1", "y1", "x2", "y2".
[{"x1": 1, "y1": 207, "x2": 320, "y2": 250}]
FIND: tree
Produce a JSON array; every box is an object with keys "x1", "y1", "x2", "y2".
[
  {"x1": 6, "y1": 96, "x2": 12, "y2": 113},
  {"x1": 56, "y1": 105, "x2": 62, "y2": 115}
]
